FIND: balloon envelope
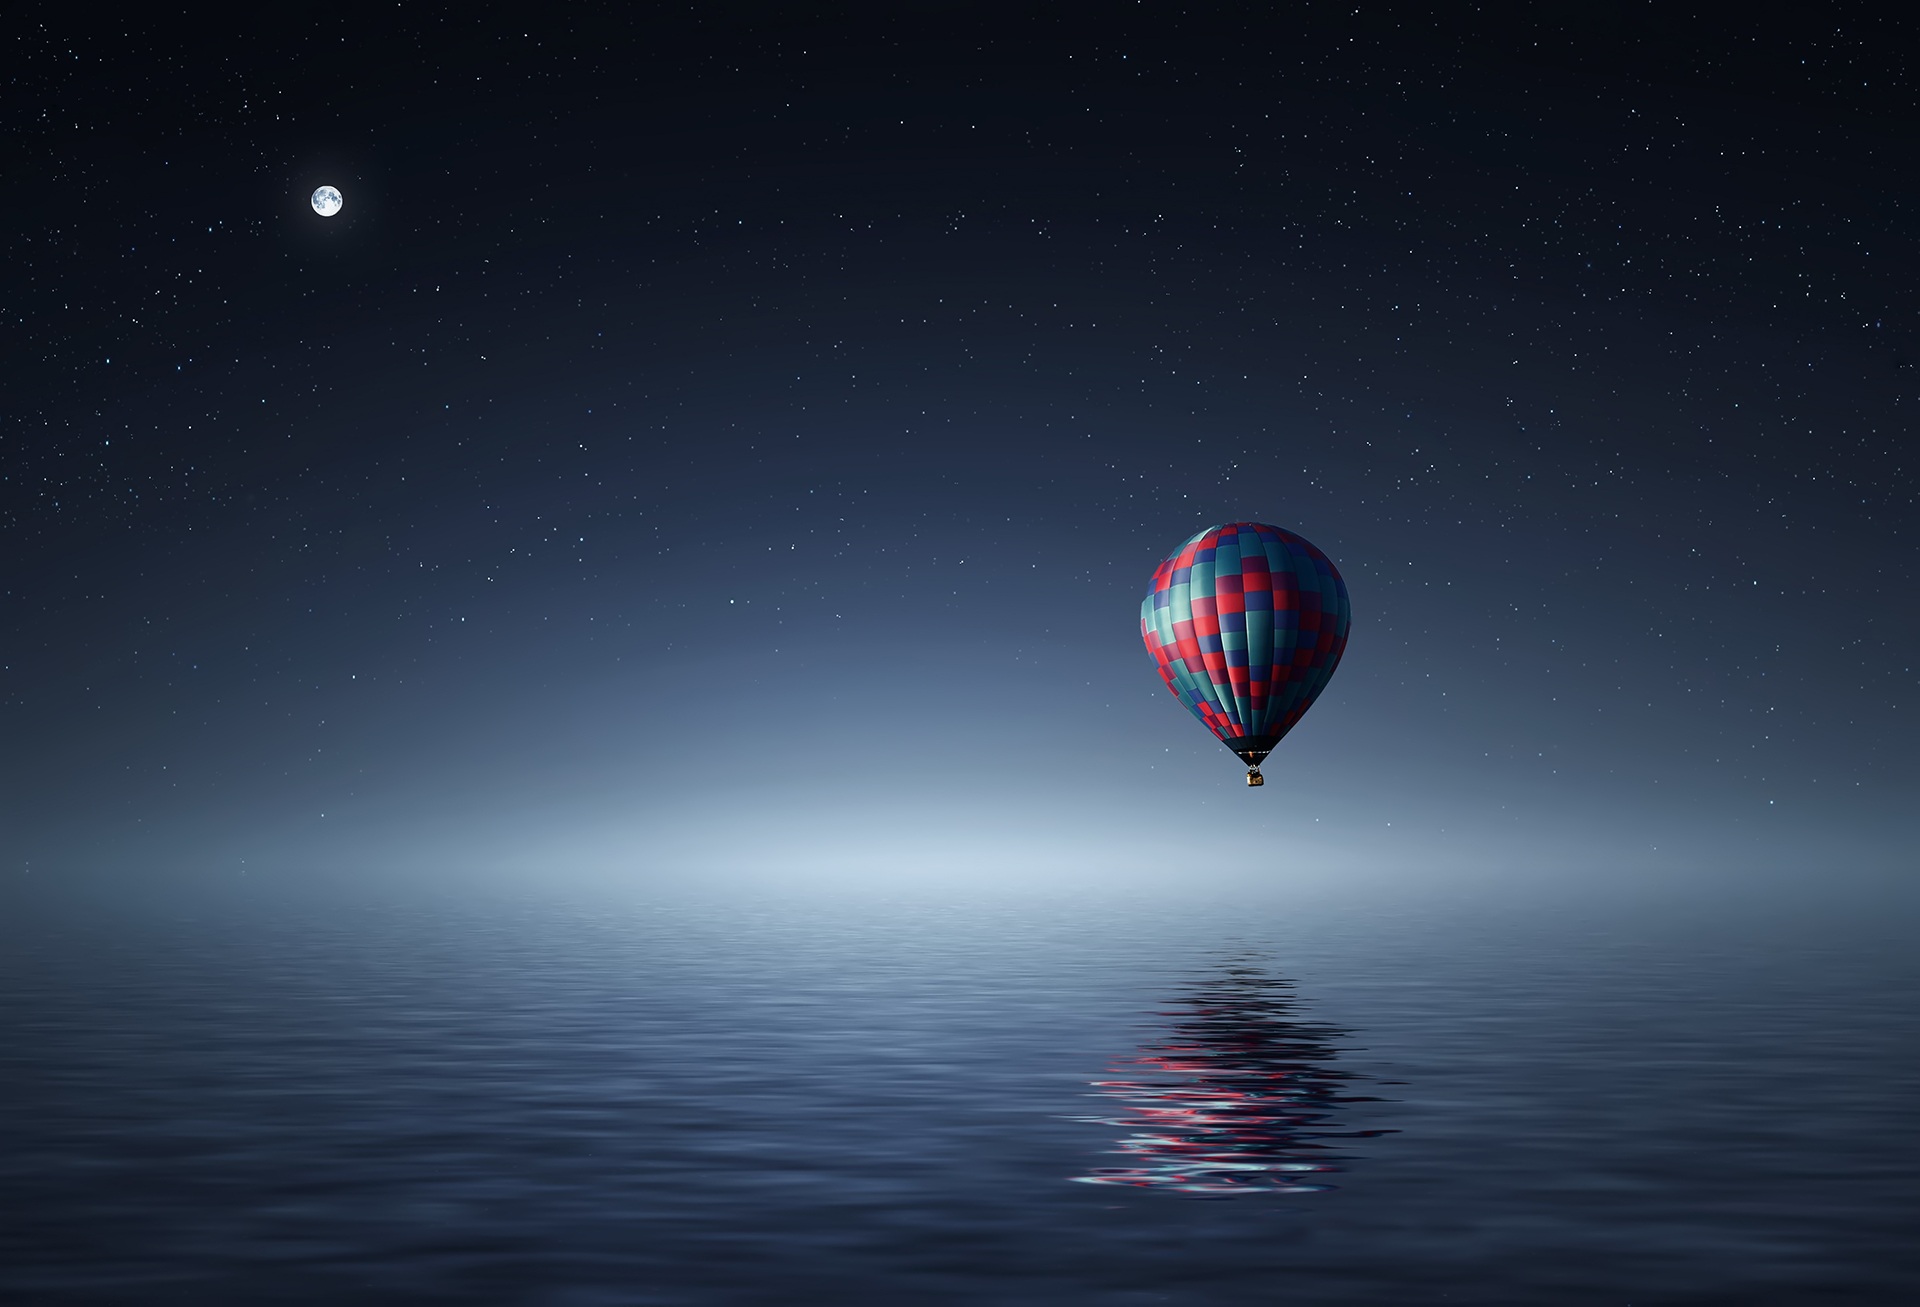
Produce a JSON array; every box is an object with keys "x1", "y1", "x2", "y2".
[{"x1": 1140, "y1": 522, "x2": 1350, "y2": 768}]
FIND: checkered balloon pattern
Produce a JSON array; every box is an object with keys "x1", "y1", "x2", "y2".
[{"x1": 1140, "y1": 522, "x2": 1351, "y2": 757}]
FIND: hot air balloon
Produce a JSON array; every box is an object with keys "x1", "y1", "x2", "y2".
[{"x1": 1140, "y1": 522, "x2": 1350, "y2": 786}]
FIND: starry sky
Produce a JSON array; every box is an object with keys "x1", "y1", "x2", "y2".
[{"x1": 6, "y1": 3, "x2": 1915, "y2": 890}]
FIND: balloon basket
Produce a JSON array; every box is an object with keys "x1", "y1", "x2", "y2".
[{"x1": 1246, "y1": 769, "x2": 1265, "y2": 787}]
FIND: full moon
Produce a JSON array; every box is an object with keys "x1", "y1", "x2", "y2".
[{"x1": 311, "y1": 185, "x2": 343, "y2": 217}]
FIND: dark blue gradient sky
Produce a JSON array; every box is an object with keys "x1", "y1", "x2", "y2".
[{"x1": 6, "y1": 3, "x2": 1915, "y2": 889}]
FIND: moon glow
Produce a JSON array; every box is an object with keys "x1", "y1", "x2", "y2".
[{"x1": 311, "y1": 186, "x2": 343, "y2": 217}]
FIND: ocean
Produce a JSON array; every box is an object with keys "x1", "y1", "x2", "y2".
[{"x1": 3, "y1": 875, "x2": 1915, "y2": 1304}]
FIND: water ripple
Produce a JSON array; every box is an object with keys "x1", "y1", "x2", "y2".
[{"x1": 1071, "y1": 957, "x2": 1396, "y2": 1194}]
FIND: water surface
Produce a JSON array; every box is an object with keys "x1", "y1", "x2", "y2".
[{"x1": 2, "y1": 878, "x2": 1915, "y2": 1304}]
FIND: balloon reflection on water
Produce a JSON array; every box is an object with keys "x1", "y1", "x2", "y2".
[{"x1": 1071, "y1": 960, "x2": 1394, "y2": 1195}]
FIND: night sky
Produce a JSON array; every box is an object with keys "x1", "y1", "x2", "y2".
[{"x1": 7, "y1": 3, "x2": 1915, "y2": 890}]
